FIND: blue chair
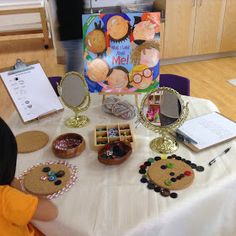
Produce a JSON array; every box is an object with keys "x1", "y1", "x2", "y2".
[{"x1": 159, "y1": 74, "x2": 190, "y2": 96}]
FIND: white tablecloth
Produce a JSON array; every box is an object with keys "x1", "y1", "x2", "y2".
[{"x1": 8, "y1": 94, "x2": 236, "y2": 236}]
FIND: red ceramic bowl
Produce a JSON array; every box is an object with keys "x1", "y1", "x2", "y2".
[{"x1": 52, "y1": 133, "x2": 85, "y2": 158}]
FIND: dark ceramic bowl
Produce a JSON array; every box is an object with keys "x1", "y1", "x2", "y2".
[
  {"x1": 52, "y1": 133, "x2": 85, "y2": 158},
  {"x1": 98, "y1": 141, "x2": 132, "y2": 165}
]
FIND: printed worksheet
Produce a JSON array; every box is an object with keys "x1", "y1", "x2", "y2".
[{"x1": 0, "y1": 63, "x2": 63, "y2": 122}]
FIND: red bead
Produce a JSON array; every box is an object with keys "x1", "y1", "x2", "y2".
[{"x1": 184, "y1": 171, "x2": 192, "y2": 176}]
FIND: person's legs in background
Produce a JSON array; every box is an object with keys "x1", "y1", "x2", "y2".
[{"x1": 61, "y1": 39, "x2": 84, "y2": 73}]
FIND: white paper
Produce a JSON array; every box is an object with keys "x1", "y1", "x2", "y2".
[
  {"x1": 0, "y1": 63, "x2": 63, "y2": 122},
  {"x1": 178, "y1": 112, "x2": 236, "y2": 149}
]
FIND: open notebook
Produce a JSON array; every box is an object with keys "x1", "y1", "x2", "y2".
[
  {"x1": 176, "y1": 112, "x2": 236, "y2": 152},
  {"x1": 0, "y1": 62, "x2": 63, "y2": 123}
]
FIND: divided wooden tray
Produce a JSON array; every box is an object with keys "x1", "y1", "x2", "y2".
[{"x1": 94, "y1": 123, "x2": 134, "y2": 150}]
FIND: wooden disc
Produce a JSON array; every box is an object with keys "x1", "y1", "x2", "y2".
[
  {"x1": 16, "y1": 131, "x2": 49, "y2": 153},
  {"x1": 148, "y1": 159, "x2": 194, "y2": 190},
  {"x1": 23, "y1": 163, "x2": 71, "y2": 196}
]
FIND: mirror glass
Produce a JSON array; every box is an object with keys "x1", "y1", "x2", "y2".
[
  {"x1": 58, "y1": 72, "x2": 90, "y2": 128},
  {"x1": 61, "y1": 73, "x2": 87, "y2": 107},
  {"x1": 142, "y1": 90, "x2": 182, "y2": 127}
]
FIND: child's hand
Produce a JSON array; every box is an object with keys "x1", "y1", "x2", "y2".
[{"x1": 10, "y1": 178, "x2": 23, "y2": 191}]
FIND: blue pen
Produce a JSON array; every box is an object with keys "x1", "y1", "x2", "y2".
[{"x1": 208, "y1": 147, "x2": 231, "y2": 166}]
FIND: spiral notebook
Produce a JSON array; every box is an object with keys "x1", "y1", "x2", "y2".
[
  {"x1": 176, "y1": 112, "x2": 236, "y2": 152},
  {"x1": 0, "y1": 60, "x2": 63, "y2": 123}
]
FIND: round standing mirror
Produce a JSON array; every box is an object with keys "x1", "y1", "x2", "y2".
[
  {"x1": 138, "y1": 87, "x2": 189, "y2": 154},
  {"x1": 58, "y1": 72, "x2": 90, "y2": 128}
]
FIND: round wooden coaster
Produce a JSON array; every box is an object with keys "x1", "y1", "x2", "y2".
[
  {"x1": 23, "y1": 163, "x2": 71, "y2": 196},
  {"x1": 147, "y1": 159, "x2": 194, "y2": 190},
  {"x1": 16, "y1": 131, "x2": 49, "y2": 153}
]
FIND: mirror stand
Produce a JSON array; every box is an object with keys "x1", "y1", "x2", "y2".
[
  {"x1": 150, "y1": 131, "x2": 178, "y2": 154},
  {"x1": 65, "y1": 112, "x2": 90, "y2": 128}
]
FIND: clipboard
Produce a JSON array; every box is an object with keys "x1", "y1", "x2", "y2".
[
  {"x1": 175, "y1": 112, "x2": 236, "y2": 152},
  {"x1": 0, "y1": 59, "x2": 64, "y2": 123}
]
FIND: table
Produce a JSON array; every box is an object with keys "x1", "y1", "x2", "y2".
[{"x1": 8, "y1": 94, "x2": 236, "y2": 236}]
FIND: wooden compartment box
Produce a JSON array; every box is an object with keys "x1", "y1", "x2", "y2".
[{"x1": 94, "y1": 123, "x2": 134, "y2": 150}]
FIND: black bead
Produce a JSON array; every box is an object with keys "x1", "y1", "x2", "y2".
[
  {"x1": 175, "y1": 156, "x2": 182, "y2": 160},
  {"x1": 185, "y1": 160, "x2": 191, "y2": 165},
  {"x1": 54, "y1": 180, "x2": 62, "y2": 185},
  {"x1": 170, "y1": 192, "x2": 178, "y2": 198},
  {"x1": 140, "y1": 177, "x2": 148, "y2": 183},
  {"x1": 144, "y1": 161, "x2": 151, "y2": 166},
  {"x1": 160, "y1": 188, "x2": 170, "y2": 197},
  {"x1": 154, "y1": 186, "x2": 161, "y2": 192},
  {"x1": 139, "y1": 169, "x2": 146, "y2": 174},
  {"x1": 147, "y1": 183, "x2": 155, "y2": 189},
  {"x1": 169, "y1": 172, "x2": 175, "y2": 176},
  {"x1": 154, "y1": 156, "x2": 161, "y2": 161},
  {"x1": 56, "y1": 170, "x2": 65, "y2": 178},
  {"x1": 42, "y1": 167, "x2": 50, "y2": 172},
  {"x1": 196, "y1": 166, "x2": 205, "y2": 172},
  {"x1": 190, "y1": 163, "x2": 197, "y2": 169},
  {"x1": 170, "y1": 178, "x2": 176, "y2": 182},
  {"x1": 161, "y1": 165, "x2": 167, "y2": 170},
  {"x1": 167, "y1": 155, "x2": 173, "y2": 159}
]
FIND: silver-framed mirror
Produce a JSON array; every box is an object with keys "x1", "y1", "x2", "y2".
[
  {"x1": 138, "y1": 87, "x2": 189, "y2": 154},
  {"x1": 58, "y1": 72, "x2": 90, "y2": 128}
]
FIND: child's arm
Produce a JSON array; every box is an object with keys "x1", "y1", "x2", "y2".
[
  {"x1": 33, "y1": 198, "x2": 58, "y2": 221},
  {"x1": 11, "y1": 178, "x2": 58, "y2": 221}
]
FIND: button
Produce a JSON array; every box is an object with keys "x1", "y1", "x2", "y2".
[
  {"x1": 164, "y1": 180, "x2": 172, "y2": 186},
  {"x1": 154, "y1": 186, "x2": 161, "y2": 192},
  {"x1": 154, "y1": 156, "x2": 161, "y2": 161},
  {"x1": 42, "y1": 167, "x2": 50, "y2": 172},
  {"x1": 54, "y1": 180, "x2": 62, "y2": 185},
  {"x1": 161, "y1": 165, "x2": 167, "y2": 170},
  {"x1": 48, "y1": 175, "x2": 56, "y2": 181},
  {"x1": 175, "y1": 156, "x2": 182, "y2": 160},
  {"x1": 184, "y1": 171, "x2": 192, "y2": 176},
  {"x1": 166, "y1": 163, "x2": 175, "y2": 169},
  {"x1": 48, "y1": 171, "x2": 56, "y2": 176},
  {"x1": 169, "y1": 172, "x2": 175, "y2": 176},
  {"x1": 185, "y1": 160, "x2": 191, "y2": 165},
  {"x1": 139, "y1": 164, "x2": 146, "y2": 169},
  {"x1": 140, "y1": 177, "x2": 148, "y2": 183},
  {"x1": 167, "y1": 155, "x2": 173, "y2": 159},
  {"x1": 160, "y1": 188, "x2": 170, "y2": 197},
  {"x1": 56, "y1": 170, "x2": 65, "y2": 177},
  {"x1": 144, "y1": 161, "x2": 151, "y2": 166},
  {"x1": 139, "y1": 169, "x2": 146, "y2": 174},
  {"x1": 196, "y1": 166, "x2": 204, "y2": 172},
  {"x1": 147, "y1": 183, "x2": 155, "y2": 189},
  {"x1": 148, "y1": 158, "x2": 155, "y2": 163},
  {"x1": 170, "y1": 178, "x2": 176, "y2": 182},
  {"x1": 170, "y1": 192, "x2": 178, "y2": 198},
  {"x1": 190, "y1": 163, "x2": 197, "y2": 169}
]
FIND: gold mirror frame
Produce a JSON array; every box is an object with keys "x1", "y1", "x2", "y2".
[
  {"x1": 138, "y1": 87, "x2": 189, "y2": 154},
  {"x1": 58, "y1": 72, "x2": 91, "y2": 128}
]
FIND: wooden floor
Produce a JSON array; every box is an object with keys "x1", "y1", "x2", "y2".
[{"x1": 1, "y1": 37, "x2": 236, "y2": 121}]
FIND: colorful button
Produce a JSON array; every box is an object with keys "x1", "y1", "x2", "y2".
[
  {"x1": 164, "y1": 179, "x2": 172, "y2": 186},
  {"x1": 184, "y1": 171, "x2": 192, "y2": 176},
  {"x1": 166, "y1": 163, "x2": 175, "y2": 169},
  {"x1": 48, "y1": 175, "x2": 56, "y2": 181},
  {"x1": 148, "y1": 158, "x2": 155, "y2": 163}
]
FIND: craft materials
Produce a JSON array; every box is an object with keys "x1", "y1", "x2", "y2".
[
  {"x1": 98, "y1": 141, "x2": 132, "y2": 165},
  {"x1": 139, "y1": 155, "x2": 204, "y2": 198},
  {"x1": 52, "y1": 133, "x2": 85, "y2": 158},
  {"x1": 103, "y1": 96, "x2": 136, "y2": 120},
  {"x1": 19, "y1": 161, "x2": 78, "y2": 199},
  {"x1": 208, "y1": 147, "x2": 231, "y2": 166},
  {"x1": 16, "y1": 130, "x2": 49, "y2": 153},
  {"x1": 94, "y1": 123, "x2": 134, "y2": 150}
]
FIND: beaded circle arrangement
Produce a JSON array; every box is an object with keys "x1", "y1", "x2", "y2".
[
  {"x1": 19, "y1": 161, "x2": 78, "y2": 199},
  {"x1": 139, "y1": 155, "x2": 204, "y2": 198}
]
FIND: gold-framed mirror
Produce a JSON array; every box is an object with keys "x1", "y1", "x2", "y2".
[
  {"x1": 138, "y1": 87, "x2": 189, "y2": 154},
  {"x1": 57, "y1": 72, "x2": 90, "y2": 128}
]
